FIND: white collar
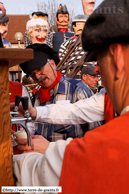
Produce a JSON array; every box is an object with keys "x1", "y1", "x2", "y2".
[{"x1": 120, "y1": 106, "x2": 129, "y2": 115}]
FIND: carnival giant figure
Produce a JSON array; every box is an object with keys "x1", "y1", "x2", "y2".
[
  {"x1": 52, "y1": 4, "x2": 74, "y2": 52},
  {"x1": 24, "y1": 11, "x2": 53, "y2": 48},
  {"x1": 58, "y1": 15, "x2": 88, "y2": 77},
  {"x1": 0, "y1": 14, "x2": 12, "y2": 48}
]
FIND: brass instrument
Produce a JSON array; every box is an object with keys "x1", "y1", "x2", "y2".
[
  {"x1": 24, "y1": 83, "x2": 38, "y2": 87},
  {"x1": 24, "y1": 83, "x2": 39, "y2": 93}
]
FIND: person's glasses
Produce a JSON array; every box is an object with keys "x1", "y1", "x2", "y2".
[{"x1": 29, "y1": 67, "x2": 44, "y2": 79}]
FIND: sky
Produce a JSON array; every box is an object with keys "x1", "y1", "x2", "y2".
[{"x1": 2, "y1": 0, "x2": 103, "y2": 15}]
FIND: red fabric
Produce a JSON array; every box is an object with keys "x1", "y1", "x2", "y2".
[
  {"x1": 59, "y1": 28, "x2": 67, "y2": 32},
  {"x1": 32, "y1": 88, "x2": 40, "y2": 95},
  {"x1": 59, "y1": 111, "x2": 129, "y2": 194},
  {"x1": 9, "y1": 81, "x2": 22, "y2": 103},
  {"x1": 104, "y1": 92, "x2": 115, "y2": 122},
  {"x1": 9, "y1": 81, "x2": 22, "y2": 155},
  {"x1": 39, "y1": 71, "x2": 61, "y2": 103},
  {"x1": 13, "y1": 146, "x2": 22, "y2": 155}
]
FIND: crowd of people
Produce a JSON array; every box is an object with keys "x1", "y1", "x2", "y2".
[{"x1": 1, "y1": 0, "x2": 129, "y2": 193}]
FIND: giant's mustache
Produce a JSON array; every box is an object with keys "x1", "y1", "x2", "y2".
[{"x1": 59, "y1": 20, "x2": 68, "y2": 23}]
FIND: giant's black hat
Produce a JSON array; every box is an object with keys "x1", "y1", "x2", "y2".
[
  {"x1": 56, "y1": 4, "x2": 69, "y2": 17},
  {"x1": 32, "y1": 11, "x2": 48, "y2": 18},
  {"x1": 0, "y1": 14, "x2": 9, "y2": 23},
  {"x1": 82, "y1": 0, "x2": 129, "y2": 61},
  {"x1": 20, "y1": 44, "x2": 60, "y2": 77}
]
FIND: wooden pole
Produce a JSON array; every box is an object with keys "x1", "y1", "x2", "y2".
[
  {"x1": 0, "y1": 61, "x2": 14, "y2": 188},
  {"x1": 0, "y1": 48, "x2": 33, "y2": 190}
]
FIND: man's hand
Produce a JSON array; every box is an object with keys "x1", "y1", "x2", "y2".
[
  {"x1": 15, "y1": 135, "x2": 50, "y2": 154},
  {"x1": 10, "y1": 102, "x2": 37, "y2": 119},
  {"x1": 0, "y1": 3, "x2": 6, "y2": 16}
]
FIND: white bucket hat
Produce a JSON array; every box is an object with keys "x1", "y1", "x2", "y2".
[{"x1": 26, "y1": 18, "x2": 48, "y2": 30}]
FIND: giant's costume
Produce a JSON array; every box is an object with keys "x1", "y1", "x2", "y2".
[
  {"x1": 58, "y1": 15, "x2": 89, "y2": 78},
  {"x1": 3, "y1": 38, "x2": 12, "y2": 48},
  {"x1": 59, "y1": 35, "x2": 84, "y2": 69},
  {"x1": 53, "y1": 29, "x2": 74, "y2": 52},
  {"x1": 24, "y1": 31, "x2": 53, "y2": 48}
]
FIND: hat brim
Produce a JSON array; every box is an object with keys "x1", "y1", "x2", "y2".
[{"x1": 20, "y1": 44, "x2": 60, "y2": 77}]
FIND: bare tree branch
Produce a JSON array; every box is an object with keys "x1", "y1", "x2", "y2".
[{"x1": 37, "y1": 0, "x2": 75, "y2": 32}]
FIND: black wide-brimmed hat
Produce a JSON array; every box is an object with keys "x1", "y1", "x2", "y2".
[
  {"x1": 82, "y1": 0, "x2": 129, "y2": 61},
  {"x1": 20, "y1": 44, "x2": 60, "y2": 77}
]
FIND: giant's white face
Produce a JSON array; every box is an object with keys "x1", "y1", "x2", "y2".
[
  {"x1": 30, "y1": 26, "x2": 48, "y2": 44},
  {"x1": 73, "y1": 22, "x2": 85, "y2": 35}
]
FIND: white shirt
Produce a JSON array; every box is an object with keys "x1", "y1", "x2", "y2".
[
  {"x1": 26, "y1": 88, "x2": 106, "y2": 135},
  {"x1": 13, "y1": 138, "x2": 72, "y2": 189},
  {"x1": 35, "y1": 88, "x2": 106, "y2": 125}
]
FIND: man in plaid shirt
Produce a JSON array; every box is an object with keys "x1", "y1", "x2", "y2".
[{"x1": 20, "y1": 44, "x2": 102, "y2": 141}]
